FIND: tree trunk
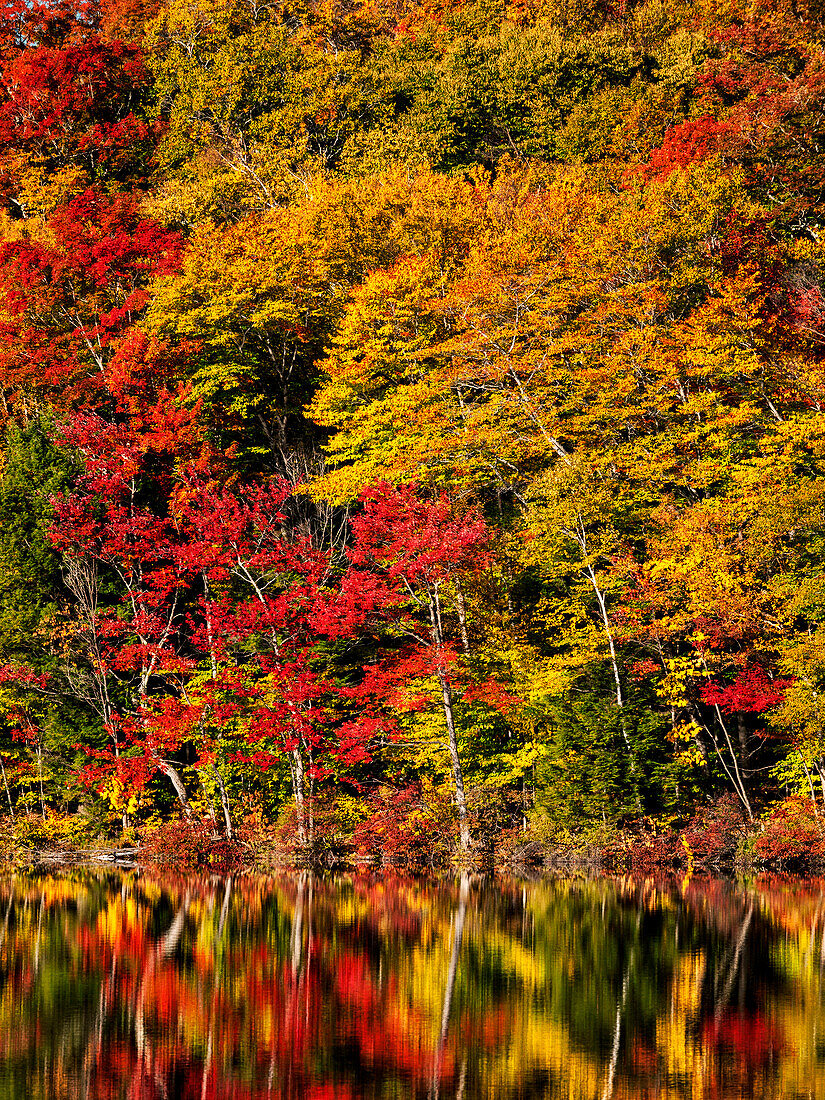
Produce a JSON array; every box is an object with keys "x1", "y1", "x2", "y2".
[
  {"x1": 0, "y1": 755, "x2": 13, "y2": 820},
  {"x1": 36, "y1": 738, "x2": 46, "y2": 820},
  {"x1": 814, "y1": 759, "x2": 825, "y2": 813},
  {"x1": 571, "y1": 516, "x2": 633, "y2": 759},
  {"x1": 112, "y1": 736, "x2": 128, "y2": 833},
  {"x1": 455, "y1": 581, "x2": 470, "y2": 655},
  {"x1": 428, "y1": 589, "x2": 472, "y2": 853},
  {"x1": 212, "y1": 764, "x2": 234, "y2": 839},
  {"x1": 291, "y1": 748, "x2": 306, "y2": 846},
  {"x1": 157, "y1": 759, "x2": 193, "y2": 818},
  {"x1": 235, "y1": 559, "x2": 309, "y2": 848},
  {"x1": 710, "y1": 704, "x2": 753, "y2": 820},
  {"x1": 438, "y1": 670, "x2": 472, "y2": 853},
  {"x1": 800, "y1": 752, "x2": 819, "y2": 814}
]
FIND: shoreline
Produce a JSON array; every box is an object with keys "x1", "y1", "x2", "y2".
[
  {"x1": 3, "y1": 792, "x2": 822, "y2": 876},
  {"x1": 0, "y1": 836, "x2": 818, "y2": 879}
]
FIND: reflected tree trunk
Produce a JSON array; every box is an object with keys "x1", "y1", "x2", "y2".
[
  {"x1": 269, "y1": 874, "x2": 311, "y2": 1098},
  {"x1": 429, "y1": 874, "x2": 470, "y2": 1100},
  {"x1": 714, "y1": 901, "x2": 754, "y2": 1025},
  {"x1": 81, "y1": 928, "x2": 121, "y2": 1100},
  {"x1": 291, "y1": 872, "x2": 306, "y2": 978},
  {"x1": 33, "y1": 889, "x2": 44, "y2": 976},
  {"x1": 600, "y1": 907, "x2": 642, "y2": 1100},
  {"x1": 131, "y1": 890, "x2": 191, "y2": 1098},
  {"x1": 201, "y1": 877, "x2": 232, "y2": 1100},
  {"x1": 0, "y1": 891, "x2": 11, "y2": 949}
]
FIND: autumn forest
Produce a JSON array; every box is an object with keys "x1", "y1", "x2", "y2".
[{"x1": 0, "y1": 0, "x2": 822, "y2": 870}]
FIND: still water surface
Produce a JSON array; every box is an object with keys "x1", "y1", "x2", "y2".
[{"x1": 0, "y1": 870, "x2": 821, "y2": 1099}]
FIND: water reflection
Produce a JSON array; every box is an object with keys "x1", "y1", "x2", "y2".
[{"x1": 0, "y1": 870, "x2": 822, "y2": 1098}]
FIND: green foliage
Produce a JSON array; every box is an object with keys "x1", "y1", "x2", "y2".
[
  {"x1": 0, "y1": 420, "x2": 74, "y2": 666},
  {"x1": 533, "y1": 668, "x2": 672, "y2": 826}
]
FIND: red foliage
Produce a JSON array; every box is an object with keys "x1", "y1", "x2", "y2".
[
  {"x1": 0, "y1": 189, "x2": 182, "y2": 412},
  {"x1": 353, "y1": 783, "x2": 455, "y2": 867},
  {"x1": 702, "y1": 665, "x2": 791, "y2": 715},
  {"x1": 46, "y1": 409, "x2": 389, "y2": 823},
  {"x1": 639, "y1": 115, "x2": 736, "y2": 180},
  {"x1": 755, "y1": 796, "x2": 825, "y2": 871},
  {"x1": 348, "y1": 481, "x2": 492, "y2": 584},
  {"x1": 0, "y1": 37, "x2": 152, "y2": 183},
  {"x1": 99, "y1": 0, "x2": 162, "y2": 42},
  {"x1": 0, "y1": 0, "x2": 106, "y2": 53},
  {"x1": 636, "y1": 13, "x2": 825, "y2": 207},
  {"x1": 337, "y1": 482, "x2": 506, "y2": 740},
  {"x1": 617, "y1": 827, "x2": 682, "y2": 872},
  {"x1": 628, "y1": 658, "x2": 660, "y2": 682}
]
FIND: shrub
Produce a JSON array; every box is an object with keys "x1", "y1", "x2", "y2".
[
  {"x1": 684, "y1": 795, "x2": 750, "y2": 869},
  {"x1": 493, "y1": 825, "x2": 545, "y2": 868},
  {"x1": 139, "y1": 817, "x2": 240, "y2": 873},
  {"x1": 755, "y1": 796, "x2": 825, "y2": 871},
  {"x1": 269, "y1": 792, "x2": 361, "y2": 868},
  {"x1": 353, "y1": 781, "x2": 456, "y2": 869}
]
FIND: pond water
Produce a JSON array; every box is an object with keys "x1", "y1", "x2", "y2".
[{"x1": 0, "y1": 871, "x2": 822, "y2": 1099}]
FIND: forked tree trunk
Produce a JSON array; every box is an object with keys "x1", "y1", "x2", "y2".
[
  {"x1": 438, "y1": 671, "x2": 472, "y2": 853},
  {"x1": 428, "y1": 592, "x2": 472, "y2": 854},
  {"x1": 234, "y1": 559, "x2": 309, "y2": 848},
  {"x1": 212, "y1": 765, "x2": 234, "y2": 839},
  {"x1": 290, "y1": 748, "x2": 307, "y2": 845}
]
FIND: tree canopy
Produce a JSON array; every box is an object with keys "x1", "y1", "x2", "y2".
[{"x1": 0, "y1": 0, "x2": 823, "y2": 866}]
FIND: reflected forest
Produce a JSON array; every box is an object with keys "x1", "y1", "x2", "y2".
[{"x1": 0, "y1": 871, "x2": 823, "y2": 1099}]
